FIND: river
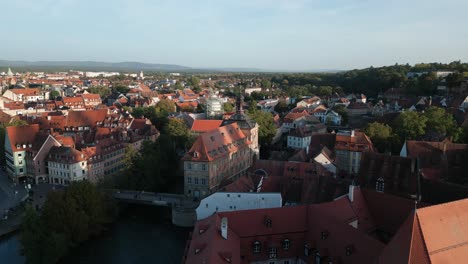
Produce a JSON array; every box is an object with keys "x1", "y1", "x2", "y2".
[{"x1": 0, "y1": 205, "x2": 191, "y2": 264}]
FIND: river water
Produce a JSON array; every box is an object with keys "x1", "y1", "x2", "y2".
[{"x1": 0, "y1": 205, "x2": 190, "y2": 264}]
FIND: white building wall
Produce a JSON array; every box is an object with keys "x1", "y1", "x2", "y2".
[
  {"x1": 314, "y1": 153, "x2": 337, "y2": 175},
  {"x1": 196, "y1": 192, "x2": 282, "y2": 220}
]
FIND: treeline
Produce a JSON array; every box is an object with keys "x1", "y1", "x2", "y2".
[
  {"x1": 239, "y1": 61, "x2": 468, "y2": 98},
  {"x1": 364, "y1": 106, "x2": 468, "y2": 154}
]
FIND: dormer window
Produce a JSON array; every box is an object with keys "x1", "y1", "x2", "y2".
[
  {"x1": 264, "y1": 217, "x2": 272, "y2": 228},
  {"x1": 376, "y1": 177, "x2": 385, "y2": 192},
  {"x1": 193, "y1": 152, "x2": 198, "y2": 158},
  {"x1": 253, "y1": 241, "x2": 261, "y2": 254}
]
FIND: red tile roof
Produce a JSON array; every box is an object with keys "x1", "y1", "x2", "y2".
[
  {"x1": 379, "y1": 198, "x2": 468, "y2": 263},
  {"x1": 335, "y1": 131, "x2": 374, "y2": 152},
  {"x1": 8, "y1": 88, "x2": 41, "y2": 96},
  {"x1": 183, "y1": 123, "x2": 249, "y2": 162},
  {"x1": 6, "y1": 124, "x2": 40, "y2": 152},
  {"x1": 190, "y1": 120, "x2": 223, "y2": 133},
  {"x1": 66, "y1": 109, "x2": 108, "y2": 128}
]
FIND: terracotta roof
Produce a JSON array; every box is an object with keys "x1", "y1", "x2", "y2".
[
  {"x1": 190, "y1": 120, "x2": 223, "y2": 133},
  {"x1": 283, "y1": 111, "x2": 309, "y2": 123},
  {"x1": 183, "y1": 123, "x2": 249, "y2": 162},
  {"x1": 379, "y1": 198, "x2": 468, "y2": 263},
  {"x1": 6, "y1": 124, "x2": 40, "y2": 152},
  {"x1": 47, "y1": 146, "x2": 86, "y2": 163},
  {"x1": 8, "y1": 88, "x2": 41, "y2": 96},
  {"x1": 185, "y1": 187, "x2": 392, "y2": 264},
  {"x1": 66, "y1": 109, "x2": 107, "y2": 127},
  {"x1": 335, "y1": 131, "x2": 374, "y2": 152}
]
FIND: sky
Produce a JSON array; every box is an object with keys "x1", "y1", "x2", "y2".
[{"x1": 1, "y1": 0, "x2": 468, "y2": 71}]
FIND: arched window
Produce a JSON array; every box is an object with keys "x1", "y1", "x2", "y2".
[
  {"x1": 253, "y1": 241, "x2": 261, "y2": 254},
  {"x1": 376, "y1": 177, "x2": 385, "y2": 192}
]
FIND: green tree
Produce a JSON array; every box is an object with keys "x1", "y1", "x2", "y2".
[
  {"x1": 163, "y1": 118, "x2": 192, "y2": 149},
  {"x1": 248, "y1": 111, "x2": 276, "y2": 147},
  {"x1": 261, "y1": 80, "x2": 271, "y2": 89},
  {"x1": 174, "y1": 81, "x2": 183, "y2": 90},
  {"x1": 423, "y1": 106, "x2": 460, "y2": 141},
  {"x1": 156, "y1": 99, "x2": 176, "y2": 113},
  {"x1": 393, "y1": 111, "x2": 427, "y2": 140},
  {"x1": 88, "y1": 86, "x2": 111, "y2": 97},
  {"x1": 274, "y1": 100, "x2": 289, "y2": 114},
  {"x1": 7, "y1": 119, "x2": 29, "y2": 127},
  {"x1": 21, "y1": 182, "x2": 115, "y2": 264},
  {"x1": 332, "y1": 105, "x2": 348, "y2": 125},
  {"x1": 223, "y1": 102, "x2": 234, "y2": 112},
  {"x1": 113, "y1": 84, "x2": 130, "y2": 94},
  {"x1": 49, "y1": 90, "x2": 60, "y2": 100},
  {"x1": 317, "y1": 86, "x2": 333, "y2": 96},
  {"x1": 364, "y1": 122, "x2": 393, "y2": 153}
]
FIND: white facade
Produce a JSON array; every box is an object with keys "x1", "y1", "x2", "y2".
[
  {"x1": 244, "y1": 87, "x2": 262, "y2": 95},
  {"x1": 85, "y1": 72, "x2": 120, "y2": 78},
  {"x1": 287, "y1": 135, "x2": 311, "y2": 149},
  {"x1": 196, "y1": 192, "x2": 282, "y2": 220},
  {"x1": 314, "y1": 153, "x2": 336, "y2": 175},
  {"x1": 48, "y1": 161, "x2": 88, "y2": 185}
]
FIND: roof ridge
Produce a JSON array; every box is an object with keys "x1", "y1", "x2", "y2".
[{"x1": 417, "y1": 198, "x2": 468, "y2": 212}]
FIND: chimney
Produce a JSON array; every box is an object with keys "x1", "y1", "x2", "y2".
[
  {"x1": 221, "y1": 217, "x2": 228, "y2": 240},
  {"x1": 348, "y1": 185, "x2": 355, "y2": 202}
]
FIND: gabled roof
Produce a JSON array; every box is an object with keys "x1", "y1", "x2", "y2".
[
  {"x1": 183, "y1": 123, "x2": 249, "y2": 162},
  {"x1": 7, "y1": 88, "x2": 41, "y2": 96},
  {"x1": 6, "y1": 124, "x2": 40, "y2": 152},
  {"x1": 66, "y1": 109, "x2": 107, "y2": 127},
  {"x1": 379, "y1": 198, "x2": 468, "y2": 263}
]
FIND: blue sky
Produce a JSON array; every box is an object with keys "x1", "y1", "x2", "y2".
[{"x1": 1, "y1": 0, "x2": 468, "y2": 71}]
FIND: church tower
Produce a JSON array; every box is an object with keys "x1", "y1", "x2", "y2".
[{"x1": 222, "y1": 86, "x2": 259, "y2": 159}]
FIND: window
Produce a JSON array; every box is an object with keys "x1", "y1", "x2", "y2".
[
  {"x1": 194, "y1": 178, "x2": 199, "y2": 185},
  {"x1": 187, "y1": 177, "x2": 192, "y2": 184},
  {"x1": 18, "y1": 153, "x2": 22, "y2": 157},
  {"x1": 201, "y1": 179, "x2": 206, "y2": 185},
  {"x1": 282, "y1": 239, "x2": 290, "y2": 250},
  {"x1": 187, "y1": 163, "x2": 192, "y2": 170},
  {"x1": 253, "y1": 241, "x2": 261, "y2": 254},
  {"x1": 376, "y1": 177, "x2": 385, "y2": 192},
  {"x1": 321, "y1": 231, "x2": 329, "y2": 240},
  {"x1": 19, "y1": 168, "x2": 23, "y2": 173},
  {"x1": 202, "y1": 164, "x2": 206, "y2": 171},
  {"x1": 284, "y1": 261, "x2": 290, "y2": 264},
  {"x1": 268, "y1": 247, "x2": 277, "y2": 259}
]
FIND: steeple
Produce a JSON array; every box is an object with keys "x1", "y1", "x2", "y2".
[
  {"x1": 236, "y1": 85, "x2": 244, "y2": 115},
  {"x1": 7, "y1": 68, "x2": 13, "y2": 77}
]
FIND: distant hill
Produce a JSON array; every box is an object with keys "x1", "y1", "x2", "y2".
[{"x1": 0, "y1": 60, "x2": 191, "y2": 72}]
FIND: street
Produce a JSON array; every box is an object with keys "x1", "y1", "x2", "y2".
[{"x1": 0, "y1": 170, "x2": 28, "y2": 218}]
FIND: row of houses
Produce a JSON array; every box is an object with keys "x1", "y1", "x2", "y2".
[{"x1": 4, "y1": 109, "x2": 159, "y2": 184}]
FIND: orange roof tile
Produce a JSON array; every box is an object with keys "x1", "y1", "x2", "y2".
[{"x1": 190, "y1": 120, "x2": 223, "y2": 133}]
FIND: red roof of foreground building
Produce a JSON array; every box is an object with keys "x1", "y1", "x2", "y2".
[
  {"x1": 185, "y1": 187, "x2": 406, "y2": 264},
  {"x1": 190, "y1": 120, "x2": 223, "y2": 133},
  {"x1": 186, "y1": 187, "x2": 463, "y2": 264},
  {"x1": 378, "y1": 198, "x2": 468, "y2": 264}
]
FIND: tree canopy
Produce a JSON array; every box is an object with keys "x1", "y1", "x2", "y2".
[
  {"x1": 20, "y1": 181, "x2": 116, "y2": 264},
  {"x1": 393, "y1": 111, "x2": 428, "y2": 140}
]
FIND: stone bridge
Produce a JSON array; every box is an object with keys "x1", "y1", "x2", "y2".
[{"x1": 112, "y1": 190, "x2": 198, "y2": 227}]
